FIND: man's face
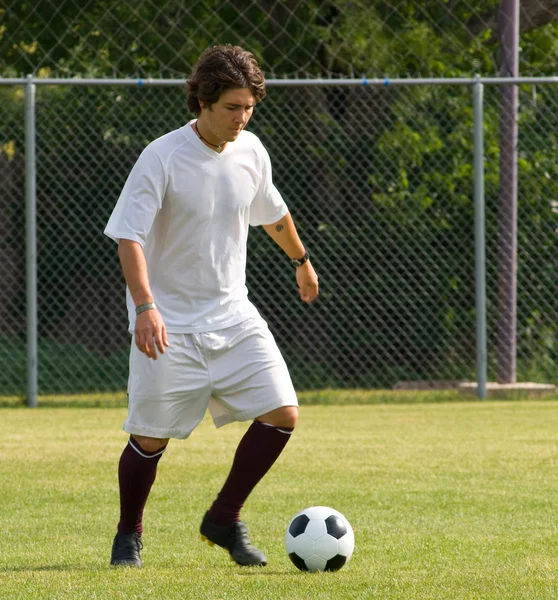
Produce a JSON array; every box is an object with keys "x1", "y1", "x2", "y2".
[{"x1": 199, "y1": 87, "x2": 256, "y2": 143}]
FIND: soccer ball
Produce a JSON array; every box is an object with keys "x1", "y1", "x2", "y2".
[{"x1": 285, "y1": 506, "x2": 355, "y2": 572}]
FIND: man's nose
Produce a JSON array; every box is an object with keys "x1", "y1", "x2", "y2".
[{"x1": 235, "y1": 110, "x2": 247, "y2": 123}]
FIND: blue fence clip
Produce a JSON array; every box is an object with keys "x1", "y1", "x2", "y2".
[
  {"x1": 137, "y1": 78, "x2": 143, "y2": 87},
  {"x1": 384, "y1": 78, "x2": 389, "y2": 87}
]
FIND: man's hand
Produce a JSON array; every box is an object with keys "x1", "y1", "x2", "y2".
[
  {"x1": 134, "y1": 309, "x2": 169, "y2": 360},
  {"x1": 296, "y1": 261, "x2": 319, "y2": 304}
]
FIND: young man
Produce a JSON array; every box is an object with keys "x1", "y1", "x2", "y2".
[{"x1": 104, "y1": 44, "x2": 319, "y2": 568}]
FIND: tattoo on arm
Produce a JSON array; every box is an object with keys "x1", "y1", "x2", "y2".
[{"x1": 275, "y1": 224, "x2": 284, "y2": 232}]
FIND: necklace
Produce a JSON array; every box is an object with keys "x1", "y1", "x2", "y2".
[{"x1": 194, "y1": 122, "x2": 224, "y2": 152}]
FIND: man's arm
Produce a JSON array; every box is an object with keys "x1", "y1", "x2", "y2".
[
  {"x1": 118, "y1": 239, "x2": 169, "y2": 359},
  {"x1": 262, "y1": 212, "x2": 319, "y2": 304}
]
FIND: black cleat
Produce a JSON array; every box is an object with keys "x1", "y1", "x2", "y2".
[
  {"x1": 200, "y1": 512, "x2": 267, "y2": 566},
  {"x1": 110, "y1": 532, "x2": 143, "y2": 567}
]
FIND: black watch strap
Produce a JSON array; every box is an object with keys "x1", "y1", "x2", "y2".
[{"x1": 291, "y1": 250, "x2": 309, "y2": 268}]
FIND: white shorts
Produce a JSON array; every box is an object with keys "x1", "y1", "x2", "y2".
[{"x1": 124, "y1": 316, "x2": 298, "y2": 439}]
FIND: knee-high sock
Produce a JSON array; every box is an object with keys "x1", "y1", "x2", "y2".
[
  {"x1": 117, "y1": 436, "x2": 166, "y2": 535},
  {"x1": 208, "y1": 420, "x2": 294, "y2": 526}
]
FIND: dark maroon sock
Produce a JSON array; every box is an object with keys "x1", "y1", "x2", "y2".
[
  {"x1": 117, "y1": 436, "x2": 166, "y2": 535},
  {"x1": 208, "y1": 420, "x2": 294, "y2": 526}
]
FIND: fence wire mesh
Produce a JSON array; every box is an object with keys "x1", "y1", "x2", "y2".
[
  {"x1": 0, "y1": 88, "x2": 26, "y2": 397},
  {"x1": 2, "y1": 1, "x2": 558, "y2": 79},
  {"x1": 486, "y1": 83, "x2": 558, "y2": 384},
  {"x1": 1, "y1": 0, "x2": 558, "y2": 400},
  {"x1": 0, "y1": 81, "x2": 556, "y2": 399}
]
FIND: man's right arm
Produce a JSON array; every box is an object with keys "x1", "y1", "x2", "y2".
[{"x1": 118, "y1": 239, "x2": 169, "y2": 360}]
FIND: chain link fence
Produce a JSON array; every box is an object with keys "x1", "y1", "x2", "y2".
[
  {"x1": 0, "y1": 79, "x2": 556, "y2": 401},
  {"x1": 3, "y1": 1, "x2": 558, "y2": 79},
  {"x1": 0, "y1": 86, "x2": 26, "y2": 397},
  {"x1": 491, "y1": 83, "x2": 558, "y2": 384},
  {"x1": 1, "y1": 0, "x2": 557, "y2": 401},
  {"x1": 0, "y1": 1, "x2": 504, "y2": 77}
]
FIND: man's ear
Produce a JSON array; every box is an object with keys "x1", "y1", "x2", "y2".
[{"x1": 199, "y1": 100, "x2": 214, "y2": 112}]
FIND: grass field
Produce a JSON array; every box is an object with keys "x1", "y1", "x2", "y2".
[
  {"x1": 2, "y1": 387, "x2": 557, "y2": 408},
  {"x1": 2, "y1": 399, "x2": 558, "y2": 599}
]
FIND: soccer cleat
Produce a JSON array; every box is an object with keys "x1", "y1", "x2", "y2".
[
  {"x1": 110, "y1": 532, "x2": 143, "y2": 567},
  {"x1": 200, "y1": 512, "x2": 267, "y2": 566}
]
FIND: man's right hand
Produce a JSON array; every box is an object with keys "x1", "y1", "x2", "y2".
[{"x1": 134, "y1": 309, "x2": 170, "y2": 360}]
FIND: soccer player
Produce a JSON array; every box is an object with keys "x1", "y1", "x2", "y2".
[{"x1": 104, "y1": 44, "x2": 319, "y2": 568}]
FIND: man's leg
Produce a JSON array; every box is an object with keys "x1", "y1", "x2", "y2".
[
  {"x1": 208, "y1": 406, "x2": 297, "y2": 524},
  {"x1": 200, "y1": 406, "x2": 297, "y2": 566},
  {"x1": 110, "y1": 435, "x2": 168, "y2": 567}
]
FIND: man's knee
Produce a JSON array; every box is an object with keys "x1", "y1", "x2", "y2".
[
  {"x1": 256, "y1": 405, "x2": 298, "y2": 429},
  {"x1": 131, "y1": 435, "x2": 169, "y2": 453}
]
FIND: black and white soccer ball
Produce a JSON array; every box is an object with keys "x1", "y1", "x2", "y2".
[{"x1": 285, "y1": 506, "x2": 355, "y2": 572}]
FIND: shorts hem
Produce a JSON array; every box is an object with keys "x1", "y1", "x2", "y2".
[
  {"x1": 212, "y1": 398, "x2": 298, "y2": 428},
  {"x1": 123, "y1": 422, "x2": 193, "y2": 440}
]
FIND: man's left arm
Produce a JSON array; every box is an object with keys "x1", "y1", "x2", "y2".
[{"x1": 262, "y1": 212, "x2": 319, "y2": 304}]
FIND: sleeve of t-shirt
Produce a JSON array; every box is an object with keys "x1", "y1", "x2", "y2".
[
  {"x1": 104, "y1": 145, "x2": 167, "y2": 246},
  {"x1": 249, "y1": 143, "x2": 289, "y2": 227}
]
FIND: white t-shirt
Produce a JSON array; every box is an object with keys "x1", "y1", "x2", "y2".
[{"x1": 104, "y1": 121, "x2": 289, "y2": 333}]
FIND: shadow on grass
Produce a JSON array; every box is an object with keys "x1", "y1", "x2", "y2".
[
  {"x1": 0, "y1": 564, "x2": 104, "y2": 572},
  {"x1": 234, "y1": 569, "x2": 291, "y2": 577}
]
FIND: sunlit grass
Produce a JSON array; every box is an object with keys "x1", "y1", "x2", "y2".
[
  {"x1": 1, "y1": 401, "x2": 558, "y2": 598},
  {"x1": 2, "y1": 387, "x2": 557, "y2": 408}
]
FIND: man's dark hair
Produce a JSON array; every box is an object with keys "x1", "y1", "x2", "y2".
[{"x1": 186, "y1": 45, "x2": 266, "y2": 115}]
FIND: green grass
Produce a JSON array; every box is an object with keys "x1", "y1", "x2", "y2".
[
  {"x1": 2, "y1": 401, "x2": 558, "y2": 599},
  {"x1": 2, "y1": 387, "x2": 557, "y2": 408}
]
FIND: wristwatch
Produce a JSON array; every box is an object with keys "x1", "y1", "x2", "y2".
[{"x1": 291, "y1": 249, "x2": 309, "y2": 268}]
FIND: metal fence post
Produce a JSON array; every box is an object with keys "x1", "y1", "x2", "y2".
[
  {"x1": 473, "y1": 76, "x2": 487, "y2": 400},
  {"x1": 25, "y1": 74, "x2": 38, "y2": 407}
]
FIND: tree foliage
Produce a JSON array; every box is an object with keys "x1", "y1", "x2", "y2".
[{"x1": 0, "y1": 1, "x2": 557, "y2": 391}]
